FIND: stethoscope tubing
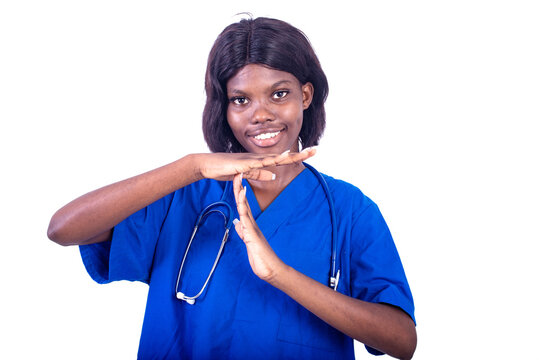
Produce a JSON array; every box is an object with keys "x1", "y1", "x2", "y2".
[
  {"x1": 175, "y1": 164, "x2": 340, "y2": 304},
  {"x1": 175, "y1": 201, "x2": 233, "y2": 304},
  {"x1": 303, "y1": 163, "x2": 340, "y2": 290}
]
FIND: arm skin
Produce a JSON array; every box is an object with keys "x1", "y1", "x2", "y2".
[
  {"x1": 47, "y1": 150, "x2": 315, "y2": 246},
  {"x1": 232, "y1": 174, "x2": 417, "y2": 360}
]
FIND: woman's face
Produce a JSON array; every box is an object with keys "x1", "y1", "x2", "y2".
[{"x1": 226, "y1": 64, "x2": 313, "y2": 154}]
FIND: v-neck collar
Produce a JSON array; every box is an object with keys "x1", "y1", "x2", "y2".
[{"x1": 239, "y1": 166, "x2": 321, "y2": 240}]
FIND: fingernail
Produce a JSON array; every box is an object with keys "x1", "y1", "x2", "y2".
[
  {"x1": 302, "y1": 146, "x2": 317, "y2": 153},
  {"x1": 233, "y1": 218, "x2": 240, "y2": 226},
  {"x1": 281, "y1": 150, "x2": 290, "y2": 155},
  {"x1": 271, "y1": 173, "x2": 276, "y2": 180}
]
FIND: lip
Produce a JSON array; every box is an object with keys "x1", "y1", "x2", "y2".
[
  {"x1": 247, "y1": 127, "x2": 286, "y2": 148},
  {"x1": 247, "y1": 126, "x2": 285, "y2": 137}
]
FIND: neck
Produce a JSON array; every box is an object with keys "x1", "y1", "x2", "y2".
[{"x1": 247, "y1": 162, "x2": 305, "y2": 212}]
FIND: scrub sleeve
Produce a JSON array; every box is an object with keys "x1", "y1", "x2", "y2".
[
  {"x1": 351, "y1": 202, "x2": 415, "y2": 355},
  {"x1": 80, "y1": 192, "x2": 174, "y2": 284},
  {"x1": 350, "y1": 202, "x2": 415, "y2": 320},
  {"x1": 327, "y1": 177, "x2": 415, "y2": 355}
]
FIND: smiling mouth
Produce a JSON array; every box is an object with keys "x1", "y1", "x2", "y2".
[{"x1": 253, "y1": 131, "x2": 281, "y2": 140}]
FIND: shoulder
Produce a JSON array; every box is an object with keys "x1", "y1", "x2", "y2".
[{"x1": 320, "y1": 173, "x2": 376, "y2": 217}]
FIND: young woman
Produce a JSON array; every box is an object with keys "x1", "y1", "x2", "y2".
[{"x1": 48, "y1": 17, "x2": 416, "y2": 359}]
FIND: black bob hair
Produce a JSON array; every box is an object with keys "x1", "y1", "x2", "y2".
[{"x1": 202, "y1": 17, "x2": 329, "y2": 153}]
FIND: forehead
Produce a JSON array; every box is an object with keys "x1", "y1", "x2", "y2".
[{"x1": 226, "y1": 64, "x2": 300, "y2": 92}]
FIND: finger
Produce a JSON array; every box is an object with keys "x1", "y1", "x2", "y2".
[
  {"x1": 233, "y1": 173, "x2": 243, "y2": 205},
  {"x1": 233, "y1": 218, "x2": 244, "y2": 239},
  {"x1": 233, "y1": 180, "x2": 251, "y2": 224},
  {"x1": 235, "y1": 187, "x2": 266, "y2": 246},
  {"x1": 232, "y1": 184, "x2": 249, "y2": 240},
  {"x1": 237, "y1": 150, "x2": 304, "y2": 172},
  {"x1": 275, "y1": 147, "x2": 317, "y2": 166},
  {"x1": 257, "y1": 147, "x2": 317, "y2": 168},
  {"x1": 233, "y1": 175, "x2": 255, "y2": 225},
  {"x1": 237, "y1": 185, "x2": 249, "y2": 219},
  {"x1": 258, "y1": 151, "x2": 288, "y2": 167},
  {"x1": 243, "y1": 169, "x2": 276, "y2": 181},
  {"x1": 236, "y1": 186, "x2": 254, "y2": 227},
  {"x1": 242, "y1": 154, "x2": 279, "y2": 169},
  {"x1": 240, "y1": 186, "x2": 256, "y2": 223}
]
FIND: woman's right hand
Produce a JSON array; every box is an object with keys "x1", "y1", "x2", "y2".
[
  {"x1": 193, "y1": 148, "x2": 316, "y2": 181},
  {"x1": 47, "y1": 148, "x2": 316, "y2": 246}
]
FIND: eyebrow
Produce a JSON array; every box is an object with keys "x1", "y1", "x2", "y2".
[
  {"x1": 228, "y1": 79, "x2": 294, "y2": 95},
  {"x1": 272, "y1": 80, "x2": 294, "y2": 88}
]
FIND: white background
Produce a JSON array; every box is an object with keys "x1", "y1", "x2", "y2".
[{"x1": 1, "y1": 1, "x2": 538, "y2": 359}]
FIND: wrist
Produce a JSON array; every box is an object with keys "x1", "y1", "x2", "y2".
[
  {"x1": 266, "y1": 261, "x2": 292, "y2": 288},
  {"x1": 184, "y1": 153, "x2": 205, "y2": 182}
]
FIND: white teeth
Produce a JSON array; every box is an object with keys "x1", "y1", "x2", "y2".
[{"x1": 254, "y1": 131, "x2": 280, "y2": 140}]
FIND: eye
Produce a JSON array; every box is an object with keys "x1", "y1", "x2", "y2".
[
  {"x1": 272, "y1": 90, "x2": 289, "y2": 100},
  {"x1": 230, "y1": 96, "x2": 248, "y2": 105}
]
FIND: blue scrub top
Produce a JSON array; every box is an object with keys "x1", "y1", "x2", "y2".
[{"x1": 80, "y1": 166, "x2": 415, "y2": 359}]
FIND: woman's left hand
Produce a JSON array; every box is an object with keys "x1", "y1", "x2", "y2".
[
  {"x1": 232, "y1": 175, "x2": 416, "y2": 359},
  {"x1": 232, "y1": 173, "x2": 286, "y2": 282}
]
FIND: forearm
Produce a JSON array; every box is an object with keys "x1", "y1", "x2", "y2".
[
  {"x1": 232, "y1": 171, "x2": 416, "y2": 359},
  {"x1": 269, "y1": 265, "x2": 417, "y2": 359},
  {"x1": 48, "y1": 150, "x2": 313, "y2": 247},
  {"x1": 47, "y1": 154, "x2": 201, "y2": 246}
]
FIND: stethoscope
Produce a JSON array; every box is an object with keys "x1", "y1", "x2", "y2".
[{"x1": 175, "y1": 163, "x2": 340, "y2": 305}]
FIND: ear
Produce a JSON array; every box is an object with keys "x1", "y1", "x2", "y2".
[{"x1": 301, "y1": 82, "x2": 314, "y2": 110}]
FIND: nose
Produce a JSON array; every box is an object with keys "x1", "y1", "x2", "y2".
[{"x1": 251, "y1": 100, "x2": 275, "y2": 124}]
